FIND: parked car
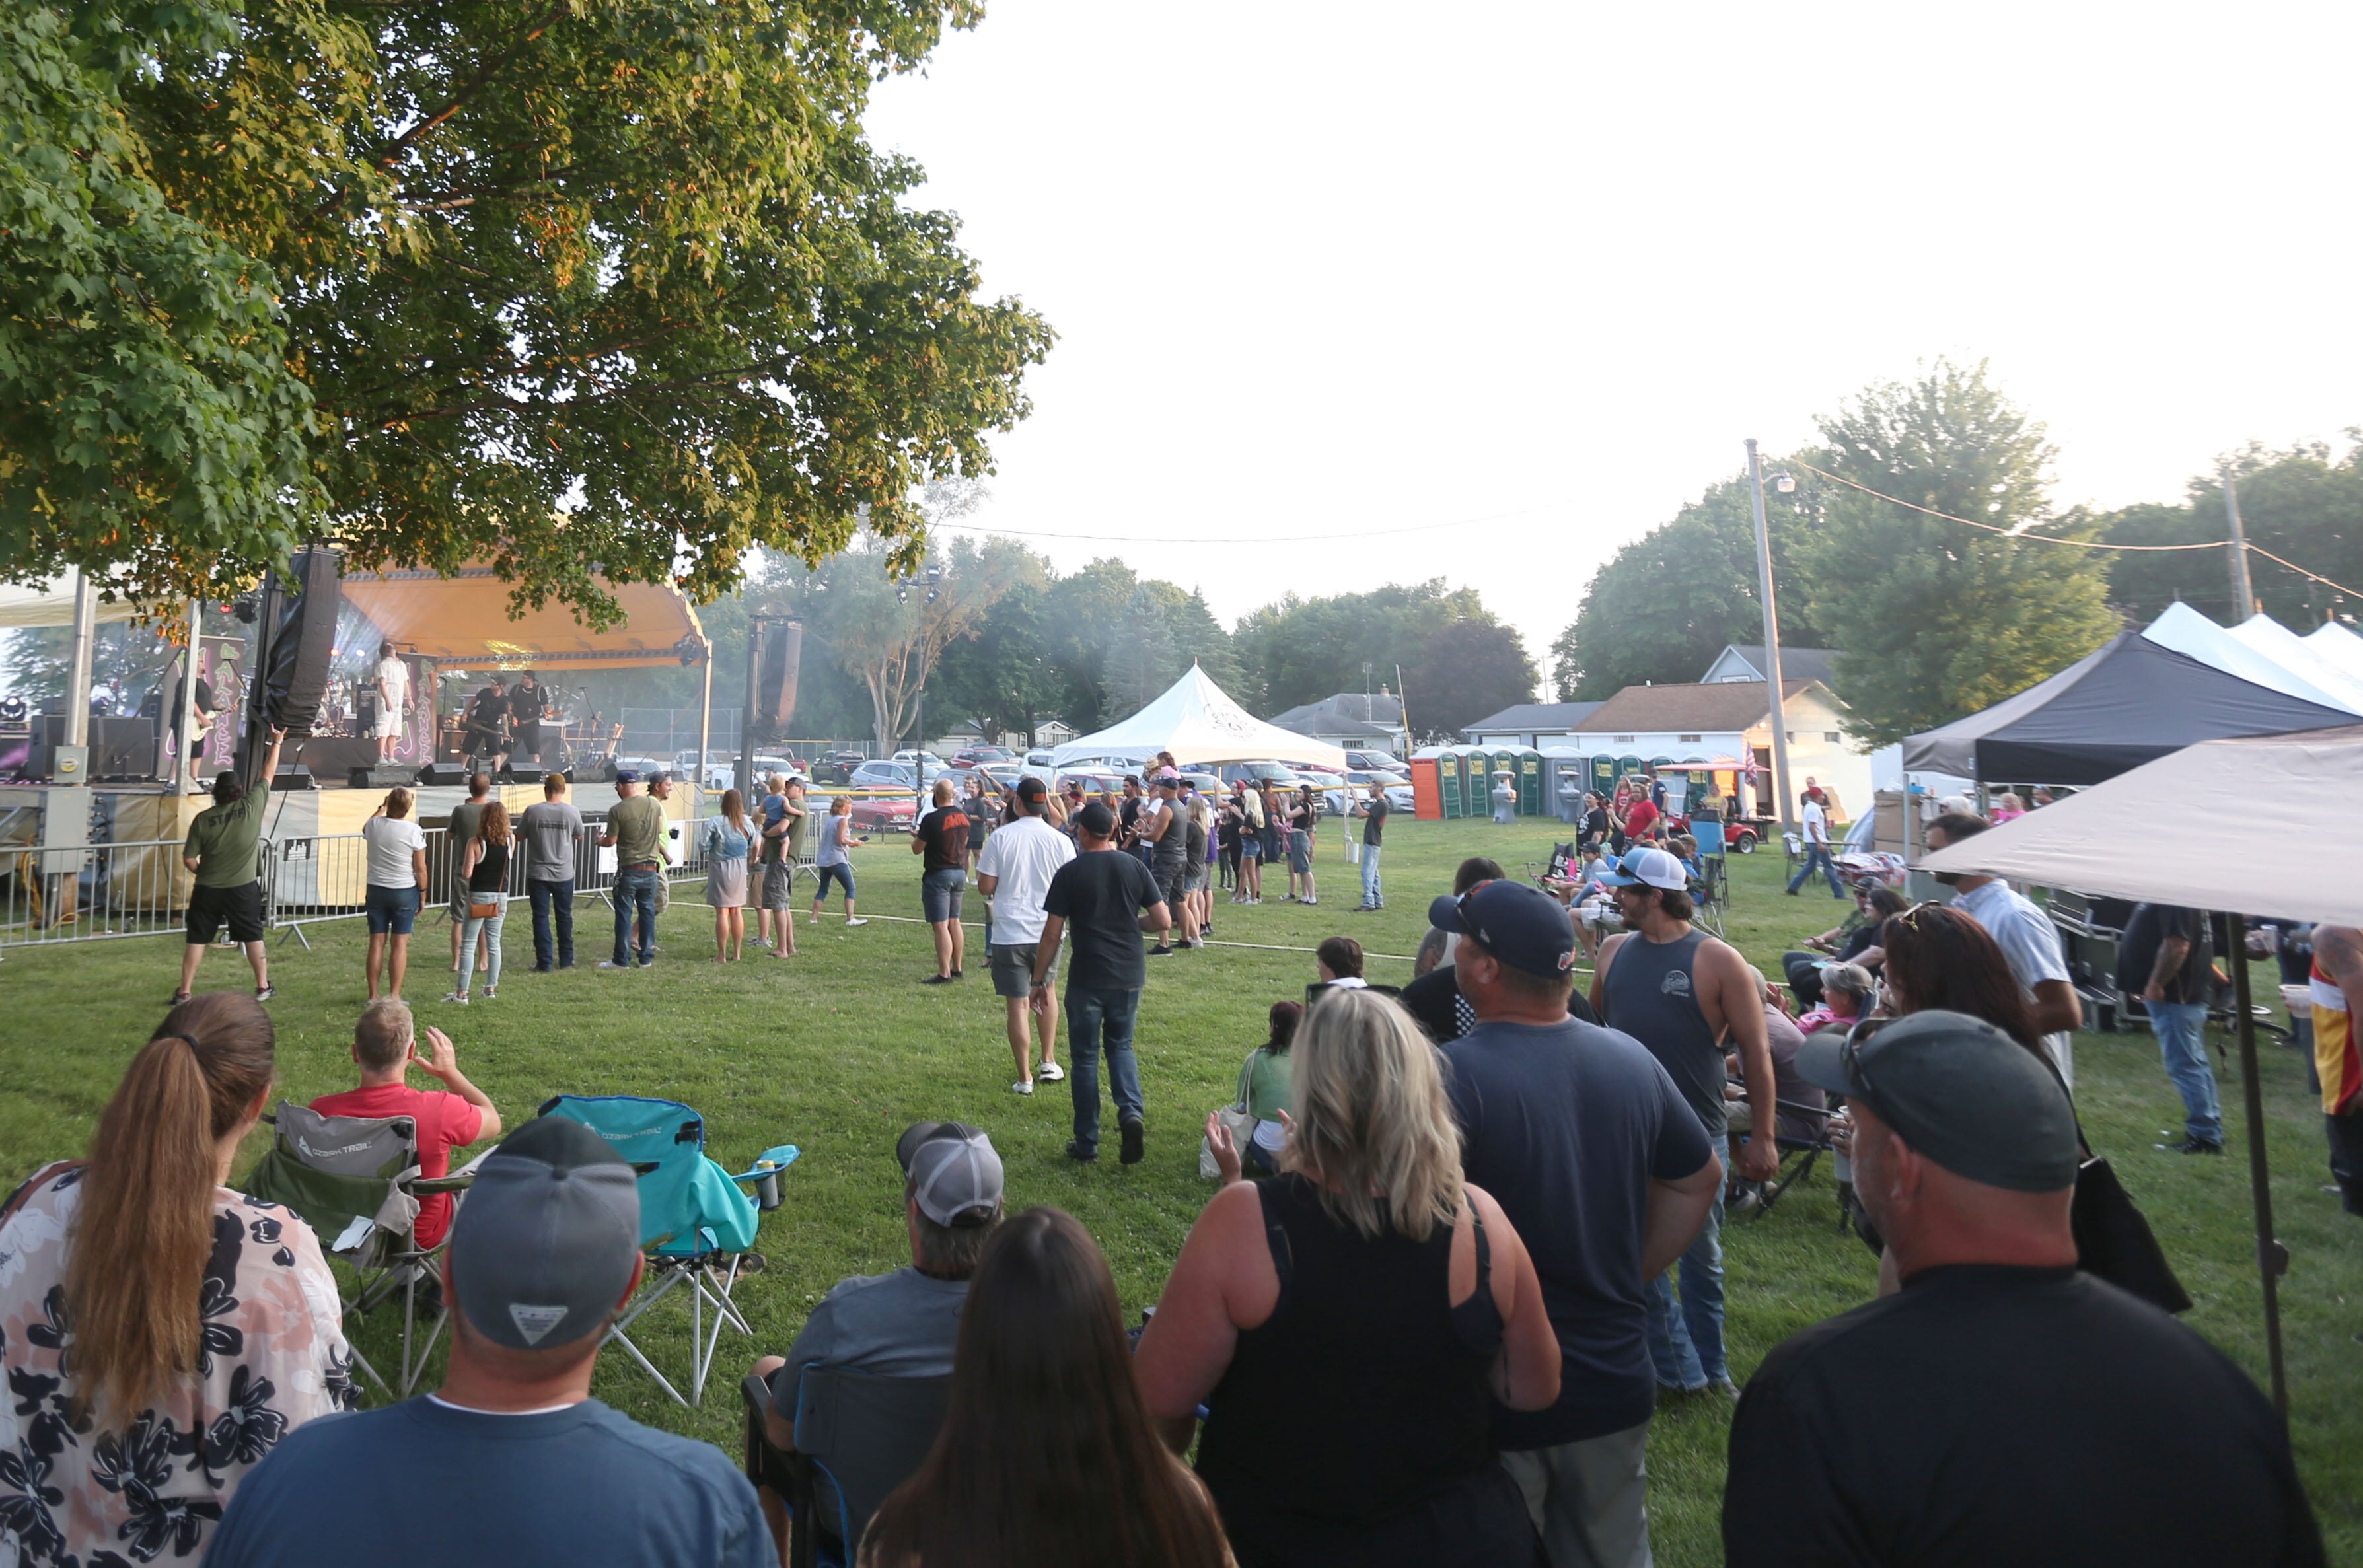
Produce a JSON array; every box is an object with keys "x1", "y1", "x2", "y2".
[
  {"x1": 1216, "y1": 761, "x2": 1312, "y2": 791},
  {"x1": 1323, "y1": 768, "x2": 1416, "y2": 816},
  {"x1": 951, "y1": 745, "x2": 1015, "y2": 766},
  {"x1": 850, "y1": 760, "x2": 920, "y2": 791},
  {"x1": 849, "y1": 794, "x2": 916, "y2": 833},
  {"x1": 892, "y1": 748, "x2": 948, "y2": 773},
  {"x1": 809, "y1": 749, "x2": 867, "y2": 784},
  {"x1": 1344, "y1": 749, "x2": 1406, "y2": 773},
  {"x1": 1025, "y1": 749, "x2": 1057, "y2": 769},
  {"x1": 611, "y1": 753, "x2": 668, "y2": 781},
  {"x1": 1052, "y1": 767, "x2": 1129, "y2": 798}
]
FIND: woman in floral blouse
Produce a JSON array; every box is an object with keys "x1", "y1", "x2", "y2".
[{"x1": 0, "y1": 992, "x2": 355, "y2": 1564}]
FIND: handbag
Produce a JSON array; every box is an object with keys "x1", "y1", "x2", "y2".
[
  {"x1": 468, "y1": 898, "x2": 500, "y2": 919},
  {"x1": 1199, "y1": 1055, "x2": 1258, "y2": 1181},
  {"x1": 2071, "y1": 1146, "x2": 2193, "y2": 1313}
]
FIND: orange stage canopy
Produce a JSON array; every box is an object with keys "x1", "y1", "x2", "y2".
[{"x1": 340, "y1": 567, "x2": 708, "y2": 669}]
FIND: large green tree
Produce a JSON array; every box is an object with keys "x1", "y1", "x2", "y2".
[
  {"x1": 1794, "y1": 361, "x2": 2116, "y2": 747},
  {"x1": 7, "y1": 0, "x2": 1051, "y2": 619},
  {"x1": 2099, "y1": 439, "x2": 2363, "y2": 626},
  {"x1": 1406, "y1": 620, "x2": 1537, "y2": 740},
  {"x1": 1548, "y1": 471, "x2": 1824, "y2": 701},
  {"x1": 1231, "y1": 580, "x2": 1489, "y2": 716}
]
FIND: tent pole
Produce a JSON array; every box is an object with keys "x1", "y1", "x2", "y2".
[
  {"x1": 2229, "y1": 911, "x2": 2290, "y2": 1419},
  {"x1": 696, "y1": 639, "x2": 713, "y2": 814},
  {"x1": 177, "y1": 600, "x2": 202, "y2": 792}
]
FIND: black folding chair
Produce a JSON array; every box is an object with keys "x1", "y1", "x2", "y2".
[
  {"x1": 1728, "y1": 1096, "x2": 1838, "y2": 1220},
  {"x1": 742, "y1": 1364, "x2": 951, "y2": 1568}
]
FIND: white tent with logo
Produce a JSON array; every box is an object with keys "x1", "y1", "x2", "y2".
[{"x1": 1050, "y1": 665, "x2": 1348, "y2": 769}]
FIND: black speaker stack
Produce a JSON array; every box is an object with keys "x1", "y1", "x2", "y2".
[
  {"x1": 236, "y1": 548, "x2": 341, "y2": 792},
  {"x1": 753, "y1": 620, "x2": 803, "y2": 742},
  {"x1": 416, "y1": 762, "x2": 470, "y2": 788},
  {"x1": 347, "y1": 764, "x2": 420, "y2": 791},
  {"x1": 501, "y1": 764, "x2": 546, "y2": 785},
  {"x1": 270, "y1": 766, "x2": 317, "y2": 791}
]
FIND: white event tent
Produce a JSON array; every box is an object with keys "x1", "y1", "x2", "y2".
[
  {"x1": 1052, "y1": 666, "x2": 1348, "y2": 769},
  {"x1": 2227, "y1": 613, "x2": 2363, "y2": 716},
  {"x1": 0, "y1": 576, "x2": 152, "y2": 629},
  {"x1": 2140, "y1": 602, "x2": 2363, "y2": 714},
  {"x1": 2302, "y1": 620, "x2": 2363, "y2": 685},
  {"x1": 1919, "y1": 722, "x2": 2363, "y2": 1419}
]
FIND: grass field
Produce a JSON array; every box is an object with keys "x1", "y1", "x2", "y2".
[{"x1": 2, "y1": 816, "x2": 2356, "y2": 1563}]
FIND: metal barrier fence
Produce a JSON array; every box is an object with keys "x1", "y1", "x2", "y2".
[{"x1": 1, "y1": 816, "x2": 719, "y2": 951}]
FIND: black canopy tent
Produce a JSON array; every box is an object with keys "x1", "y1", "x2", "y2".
[{"x1": 1902, "y1": 629, "x2": 2355, "y2": 785}]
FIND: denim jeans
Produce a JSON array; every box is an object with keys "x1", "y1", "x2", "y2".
[
  {"x1": 529, "y1": 878, "x2": 575, "y2": 969},
  {"x1": 458, "y1": 899, "x2": 505, "y2": 995},
  {"x1": 1066, "y1": 985, "x2": 1144, "y2": 1153},
  {"x1": 2146, "y1": 1000, "x2": 2222, "y2": 1143},
  {"x1": 1787, "y1": 844, "x2": 1843, "y2": 895},
  {"x1": 1647, "y1": 1131, "x2": 1728, "y2": 1388},
  {"x1": 1360, "y1": 843, "x2": 1383, "y2": 907},
  {"x1": 613, "y1": 864, "x2": 660, "y2": 966}
]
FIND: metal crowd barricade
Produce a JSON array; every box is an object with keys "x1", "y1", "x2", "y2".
[{"x1": 0, "y1": 836, "x2": 209, "y2": 949}]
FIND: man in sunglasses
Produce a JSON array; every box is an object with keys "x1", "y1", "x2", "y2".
[
  {"x1": 1590, "y1": 845, "x2": 1780, "y2": 1404},
  {"x1": 1725, "y1": 1009, "x2": 2321, "y2": 1565}
]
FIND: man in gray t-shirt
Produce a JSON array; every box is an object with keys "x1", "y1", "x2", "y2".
[
  {"x1": 519, "y1": 774, "x2": 586, "y2": 971},
  {"x1": 747, "y1": 1123, "x2": 1005, "y2": 1558}
]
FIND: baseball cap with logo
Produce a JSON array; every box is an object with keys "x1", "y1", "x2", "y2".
[
  {"x1": 896, "y1": 1122, "x2": 1006, "y2": 1226},
  {"x1": 1015, "y1": 775, "x2": 1049, "y2": 804},
  {"x1": 449, "y1": 1116, "x2": 643, "y2": 1351},
  {"x1": 1427, "y1": 879, "x2": 1578, "y2": 979},
  {"x1": 1600, "y1": 846, "x2": 1687, "y2": 890}
]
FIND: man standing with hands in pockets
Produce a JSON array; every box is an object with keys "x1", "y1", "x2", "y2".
[
  {"x1": 977, "y1": 776, "x2": 1075, "y2": 1096},
  {"x1": 1033, "y1": 801, "x2": 1170, "y2": 1166}
]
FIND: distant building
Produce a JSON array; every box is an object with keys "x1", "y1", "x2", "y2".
[
  {"x1": 1268, "y1": 691, "x2": 1408, "y2": 753},
  {"x1": 1460, "y1": 701, "x2": 1605, "y2": 747},
  {"x1": 1566, "y1": 678, "x2": 1870, "y2": 821},
  {"x1": 1701, "y1": 643, "x2": 1840, "y2": 689}
]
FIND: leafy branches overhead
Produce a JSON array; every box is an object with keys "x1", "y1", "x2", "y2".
[{"x1": 3, "y1": 0, "x2": 1050, "y2": 621}]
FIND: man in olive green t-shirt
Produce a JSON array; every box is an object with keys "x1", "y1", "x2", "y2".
[
  {"x1": 599, "y1": 771, "x2": 669, "y2": 968},
  {"x1": 176, "y1": 725, "x2": 287, "y2": 1003}
]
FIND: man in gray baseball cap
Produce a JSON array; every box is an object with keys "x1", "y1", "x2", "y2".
[
  {"x1": 210, "y1": 1116, "x2": 772, "y2": 1567},
  {"x1": 1724, "y1": 1011, "x2": 2321, "y2": 1565},
  {"x1": 746, "y1": 1122, "x2": 1007, "y2": 1557}
]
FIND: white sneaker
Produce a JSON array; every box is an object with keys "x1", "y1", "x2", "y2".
[
  {"x1": 1039, "y1": 1062, "x2": 1066, "y2": 1083},
  {"x1": 441, "y1": 991, "x2": 469, "y2": 1005},
  {"x1": 1011, "y1": 1079, "x2": 1034, "y2": 1096},
  {"x1": 844, "y1": 917, "x2": 869, "y2": 927}
]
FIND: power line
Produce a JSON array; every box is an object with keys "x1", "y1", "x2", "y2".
[
  {"x1": 926, "y1": 500, "x2": 1567, "y2": 547},
  {"x1": 1780, "y1": 456, "x2": 2223, "y2": 552},
  {"x1": 2243, "y1": 542, "x2": 2363, "y2": 602}
]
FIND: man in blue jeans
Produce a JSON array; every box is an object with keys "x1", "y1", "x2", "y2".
[
  {"x1": 1784, "y1": 789, "x2": 1844, "y2": 898},
  {"x1": 1353, "y1": 781, "x2": 1389, "y2": 911},
  {"x1": 600, "y1": 770, "x2": 668, "y2": 969},
  {"x1": 2119, "y1": 901, "x2": 2224, "y2": 1155},
  {"x1": 1033, "y1": 802, "x2": 1171, "y2": 1165},
  {"x1": 521, "y1": 771, "x2": 585, "y2": 971}
]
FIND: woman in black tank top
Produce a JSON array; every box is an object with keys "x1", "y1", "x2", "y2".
[{"x1": 1134, "y1": 989, "x2": 1561, "y2": 1568}]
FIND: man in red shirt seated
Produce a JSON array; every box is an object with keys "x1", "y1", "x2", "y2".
[{"x1": 310, "y1": 999, "x2": 504, "y2": 1250}]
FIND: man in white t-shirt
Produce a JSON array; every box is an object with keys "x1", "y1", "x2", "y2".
[
  {"x1": 975, "y1": 776, "x2": 1077, "y2": 1095},
  {"x1": 373, "y1": 643, "x2": 411, "y2": 763},
  {"x1": 1924, "y1": 811, "x2": 2085, "y2": 1085},
  {"x1": 1784, "y1": 788, "x2": 1844, "y2": 898}
]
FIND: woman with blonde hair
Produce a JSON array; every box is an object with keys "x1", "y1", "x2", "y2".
[
  {"x1": 0, "y1": 994, "x2": 355, "y2": 1562},
  {"x1": 362, "y1": 784, "x2": 428, "y2": 1001},
  {"x1": 809, "y1": 792, "x2": 866, "y2": 927},
  {"x1": 703, "y1": 787, "x2": 753, "y2": 961},
  {"x1": 445, "y1": 799, "x2": 512, "y2": 1003},
  {"x1": 1136, "y1": 989, "x2": 1560, "y2": 1567}
]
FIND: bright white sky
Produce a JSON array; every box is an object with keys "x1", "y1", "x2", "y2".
[{"x1": 865, "y1": 0, "x2": 2363, "y2": 686}]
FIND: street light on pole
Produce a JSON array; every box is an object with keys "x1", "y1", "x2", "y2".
[{"x1": 1746, "y1": 438, "x2": 1798, "y2": 834}]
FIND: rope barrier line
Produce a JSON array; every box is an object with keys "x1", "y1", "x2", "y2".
[{"x1": 785, "y1": 904, "x2": 1427, "y2": 963}]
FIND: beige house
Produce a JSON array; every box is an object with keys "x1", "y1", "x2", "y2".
[{"x1": 1564, "y1": 679, "x2": 1870, "y2": 821}]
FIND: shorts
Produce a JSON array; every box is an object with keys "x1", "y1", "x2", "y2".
[
  {"x1": 991, "y1": 941, "x2": 1054, "y2": 998},
  {"x1": 187, "y1": 880, "x2": 266, "y2": 944},
  {"x1": 1185, "y1": 863, "x2": 1208, "y2": 894},
  {"x1": 373, "y1": 708, "x2": 402, "y2": 739},
  {"x1": 365, "y1": 883, "x2": 421, "y2": 935},
  {"x1": 1154, "y1": 859, "x2": 1188, "y2": 911},
  {"x1": 1288, "y1": 830, "x2": 1312, "y2": 874},
  {"x1": 812, "y1": 862, "x2": 855, "y2": 902},
  {"x1": 1240, "y1": 835, "x2": 1262, "y2": 859},
  {"x1": 757, "y1": 858, "x2": 796, "y2": 910},
  {"x1": 922, "y1": 867, "x2": 966, "y2": 924}
]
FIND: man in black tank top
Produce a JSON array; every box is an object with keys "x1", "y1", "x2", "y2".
[{"x1": 1592, "y1": 847, "x2": 1778, "y2": 1400}]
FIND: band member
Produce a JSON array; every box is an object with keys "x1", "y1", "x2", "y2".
[
  {"x1": 507, "y1": 669, "x2": 547, "y2": 767},
  {"x1": 374, "y1": 642, "x2": 411, "y2": 763},
  {"x1": 464, "y1": 672, "x2": 510, "y2": 770}
]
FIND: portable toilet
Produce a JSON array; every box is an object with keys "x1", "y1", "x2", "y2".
[
  {"x1": 1461, "y1": 748, "x2": 1494, "y2": 814},
  {"x1": 1408, "y1": 749, "x2": 1446, "y2": 820},
  {"x1": 1541, "y1": 748, "x2": 1587, "y2": 824},
  {"x1": 1588, "y1": 754, "x2": 1618, "y2": 802},
  {"x1": 1516, "y1": 748, "x2": 1544, "y2": 815},
  {"x1": 1437, "y1": 748, "x2": 1467, "y2": 818},
  {"x1": 1618, "y1": 754, "x2": 1645, "y2": 787}
]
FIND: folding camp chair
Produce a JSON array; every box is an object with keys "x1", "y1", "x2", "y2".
[
  {"x1": 1724, "y1": 1088, "x2": 1840, "y2": 1221},
  {"x1": 741, "y1": 1365, "x2": 951, "y2": 1568},
  {"x1": 541, "y1": 1094, "x2": 797, "y2": 1405},
  {"x1": 242, "y1": 1101, "x2": 474, "y2": 1396},
  {"x1": 1690, "y1": 856, "x2": 1729, "y2": 937}
]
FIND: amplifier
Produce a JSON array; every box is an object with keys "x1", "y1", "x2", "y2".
[
  {"x1": 502, "y1": 765, "x2": 546, "y2": 785},
  {"x1": 270, "y1": 766, "x2": 317, "y2": 792},
  {"x1": 347, "y1": 764, "x2": 419, "y2": 791}
]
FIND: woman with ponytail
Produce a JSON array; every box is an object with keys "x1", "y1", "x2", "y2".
[{"x1": 0, "y1": 993, "x2": 355, "y2": 1563}]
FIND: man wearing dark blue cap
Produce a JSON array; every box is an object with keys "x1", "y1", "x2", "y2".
[
  {"x1": 1036, "y1": 801, "x2": 1171, "y2": 1164},
  {"x1": 1726, "y1": 1012, "x2": 2321, "y2": 1565},
  {"x1": 210, "y1": 1117, "x2": 772, "y2": 1567},
  {"x1": 1430, "y1": 878, "x2": 1721, "y2": 1567}
]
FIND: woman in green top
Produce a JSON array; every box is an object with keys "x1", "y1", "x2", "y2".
[{"x1": 1241, "y1": 1000, "x2": 1303, "y2": 1175}]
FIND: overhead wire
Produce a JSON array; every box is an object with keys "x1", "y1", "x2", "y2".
[{"x1": 924, "y1": 500, "x2": 1567, "y2": 547}]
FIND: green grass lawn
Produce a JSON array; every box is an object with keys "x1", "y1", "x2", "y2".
[{"x1": 3, "y1": 818, "x2": 2356, "y2": 1562}]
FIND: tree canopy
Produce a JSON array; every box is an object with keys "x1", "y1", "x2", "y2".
[
  {"x1": 2099, "y1": 439, "x2": 2363, "y2": 626},
  {"x1": 4, "y1": 0, "x2": 1051, "y2": 619},
  {"x1": 1231, "y1": 580, "x2": 1496, "y2": 717}
]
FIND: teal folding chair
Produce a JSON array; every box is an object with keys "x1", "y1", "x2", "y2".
[{"x1": 540, "y1": 1094, "x2": 797, "y2": 1404}]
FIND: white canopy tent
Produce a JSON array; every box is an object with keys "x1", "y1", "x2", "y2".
[
  {"x1": 0, "y1": 577, "x2": 153, "y2": 629},
  {"x1": 1918, "y1": 723, "x2": 2363, "y2": 1418},
  {"x1": 1051, "y1": 666, "x2": 1349, "y2": 769},
  {"x1": 2303, "y1": 620, "x2": 2363, "y2": 684},
  {"x1": 2228, "y1": 614, "x2": 2363, "y2": 717},
  {"x1": 2141, "y1": 602, "x2": 2363, "y2": 715}
]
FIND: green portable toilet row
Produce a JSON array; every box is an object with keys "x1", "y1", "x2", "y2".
[{"x1": 1516, "y1": 748, "x2": 1543, "y2": 815}]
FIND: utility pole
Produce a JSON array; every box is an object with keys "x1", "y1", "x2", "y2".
[
  {"x1": 2220, "y1": 464, "x2": 2257, "y2": 620},
  {"x1": 1746, "y1": 439, "x2": 1796, "y2": 834}
]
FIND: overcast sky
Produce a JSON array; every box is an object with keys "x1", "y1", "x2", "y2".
[{"x1": 865, "y1": 0, "x2": 2363, "y2": 686}]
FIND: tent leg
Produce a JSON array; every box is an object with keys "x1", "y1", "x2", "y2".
[{"x1": 2229, "y1": 911, "x2": 2290, "y2": 1420}]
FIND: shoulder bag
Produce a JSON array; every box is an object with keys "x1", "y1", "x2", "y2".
[{"x1": 1199, "y1": 1053, "x2": 1260, "y2": 1181}]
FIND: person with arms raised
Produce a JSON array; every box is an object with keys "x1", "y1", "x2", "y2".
[
  {"x1": 1726, "y1": 1011, "x2": 2321, "y2": 1567},
  {"x1": 208, "y1": 1116, "x2": 773, "y2": 1568},
  {"x1": 1591, "y1": 846, "x2": 1779, "y2": 1402}
]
